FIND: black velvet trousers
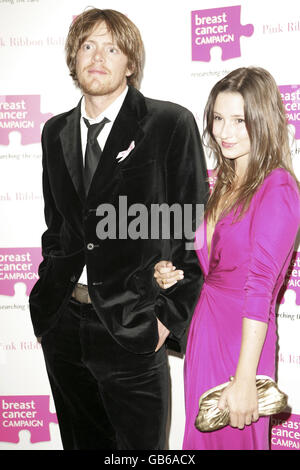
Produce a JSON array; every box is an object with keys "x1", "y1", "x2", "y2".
[{"x1": 41, "y1": 298, "x2": 169, "y2": 450}]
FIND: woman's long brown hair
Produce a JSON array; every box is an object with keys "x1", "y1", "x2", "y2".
[{"x1": 203, "y1": 67, "x2": 299, "y2": 223}]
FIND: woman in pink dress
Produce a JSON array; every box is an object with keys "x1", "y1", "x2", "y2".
[{"x1": 154, "y1": 67, "x2": 300, "y2": 450}]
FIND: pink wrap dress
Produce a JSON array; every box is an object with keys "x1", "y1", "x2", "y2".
[{"x1": 183, "y1": 168, "x2": 300, "y2": 450}]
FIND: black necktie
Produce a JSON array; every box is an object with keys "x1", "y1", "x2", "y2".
[{"x1": 83, "y1": 117, "x2": 110, "y2": 194}]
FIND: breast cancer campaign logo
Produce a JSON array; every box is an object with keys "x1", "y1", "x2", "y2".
[
  {"x1": 0, "y1": 95, "x2": 52, "y2": 145},
  {"x1": 279, "y1": 85, "x2": 300, "y2": 139},
  {"x1": 278, "y1": 251, "x2": 300, "y2": 306},
  {"x1": 0, "y1": 396, "x2": 58, "y2": 444},
  {"x1": 191, "y1": 5, "x2": 254, "y2": 61},
  {"x1": 271, "y1": 412, "x2": 300, "y2": 450},
  {"x1": 207, "y1": 169, "x2": 217, "y2": 193},
  {"x1": 0, "y1": 248, "x2": 42, "y2": 297}
]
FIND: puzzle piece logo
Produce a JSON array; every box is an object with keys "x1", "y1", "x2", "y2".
[
  {"x1": 279, "y1": 85, "x2": 300, "y2": 139},
  {"x1": 0, "y1": 395, "x2": 58, "y2": 444},
  {"x1": 207, "y1": 169, "x2": 217, "y2": 193},
  {"x1": 271, "y1": 412, "x2": 300, "y2": 450},
  {"x1": 0, "y1": 95, "x2": 52, "y2": 145},
  {"x1": 0, "y1": 248, "x2": 42, "y2": 297},
  {"x1": 278, "y1": 251, "x2": 300, "y2": 306},
  {"x1": 191, "y1": 5, "x2": 254, "y2": 62}
]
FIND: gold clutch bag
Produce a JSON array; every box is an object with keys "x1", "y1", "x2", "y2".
[{"x1": 195, "y1": 375, "x2": 288, "y2": 432}]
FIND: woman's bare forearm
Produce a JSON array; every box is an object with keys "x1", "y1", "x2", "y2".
[{"x1": 234, "y1": 318, "x2": 268, "y2": 383}]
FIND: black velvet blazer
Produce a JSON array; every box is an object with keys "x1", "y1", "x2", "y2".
[{"x1": 29, "y1": 86, "x2": 209, "y2": 353}]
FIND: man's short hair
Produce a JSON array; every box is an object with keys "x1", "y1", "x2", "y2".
[{"x1": 65, "y1": 8, "x2": 144, "y2": 89}]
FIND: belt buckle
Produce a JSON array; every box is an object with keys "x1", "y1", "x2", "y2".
[{"x1": 72, "y1": 283, "x2": 90, "y2": 304}]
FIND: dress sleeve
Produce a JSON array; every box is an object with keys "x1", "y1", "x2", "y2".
[{"x1": 242, "y1": 176, "x2": 300, "y2": 323}]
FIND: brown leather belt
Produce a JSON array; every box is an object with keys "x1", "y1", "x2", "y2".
[{"x1": 72, "y1": 283, "x2": 92, "y2": 304}]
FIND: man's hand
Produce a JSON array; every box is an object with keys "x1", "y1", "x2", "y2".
[{"x1": 155, "y1": 317, "x2": 170, "y2": 352}]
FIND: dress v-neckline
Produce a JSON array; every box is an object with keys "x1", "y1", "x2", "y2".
[
  {"x1": 205, "y1": 208, "x2": 236, "y2": 266},
  {"x1": 205, "y1": 215, "x2": 225, "y2": 265},
  {"x1": 205, "y1": 217, "x2": 216, "y2": 266}
]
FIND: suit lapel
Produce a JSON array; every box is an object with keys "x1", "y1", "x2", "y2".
[
  {"x1": 58, "y1": 87, "x2": 148, "y2": 203},
  {"x1": 87, "y1": 87, "x2": 147, "y2": 197},
  {"x1": 59, "y1": 100, "x2": 85, "y2": 204}
]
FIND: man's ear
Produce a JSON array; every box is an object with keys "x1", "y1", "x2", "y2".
[{"x1": 126, "y1": 68, "x2": 133, "y2": 78}]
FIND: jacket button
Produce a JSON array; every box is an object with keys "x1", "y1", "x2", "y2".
[
  {"x1": 70, "y1": 275, "x2": 76, "y2": 282},
  {"x1": 87, "y1": 243, "x2": 94, "y2": 250}
]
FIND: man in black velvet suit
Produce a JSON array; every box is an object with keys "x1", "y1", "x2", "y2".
[{"x1": 29, "y1": 8, "x2": 208, "y2": 450}]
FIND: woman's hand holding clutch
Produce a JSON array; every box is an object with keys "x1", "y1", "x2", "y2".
[{"x1": 217, "y1": 376, "x2": 259, "y2": 429}]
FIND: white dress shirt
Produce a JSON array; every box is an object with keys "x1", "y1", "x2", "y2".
[{"x1": 78, "y1": 86, "x2": 128, "y2": 285}]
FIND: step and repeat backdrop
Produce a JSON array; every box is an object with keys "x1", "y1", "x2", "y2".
[{"x1": 0, "y1": 0, "x2": 300, "y2": 450}]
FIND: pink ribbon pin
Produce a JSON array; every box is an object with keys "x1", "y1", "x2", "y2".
[{"x1": 116, "y1": 141, "x2": 135, "y2": 162}]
